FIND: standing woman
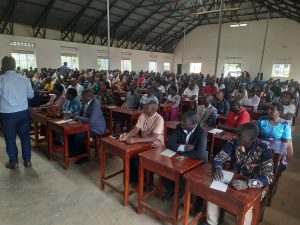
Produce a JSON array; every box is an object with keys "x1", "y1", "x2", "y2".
[{"x1": 0, "y1": 56, "x2": 34, "y2": 169}]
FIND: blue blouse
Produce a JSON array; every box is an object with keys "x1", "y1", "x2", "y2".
[
  {"x1": 62, "y1": 97, "x2": 81, "y2": 114},
  {"x1": 256, "y1": 117, "x2": 291, "y2": 141}
]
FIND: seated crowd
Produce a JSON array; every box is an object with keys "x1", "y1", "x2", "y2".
[{"x1": 14, "y1": 63, "x2": 300, "y2": 224}]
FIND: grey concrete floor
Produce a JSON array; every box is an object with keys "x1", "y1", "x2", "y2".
[{"x1": 0, "y1": 119, "x2": 299, "y2": 225}]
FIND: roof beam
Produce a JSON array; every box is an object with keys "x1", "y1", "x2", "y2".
[
  {"x1": 61, "y1": 0, "x2": 93, "y2": 41},
  {"x1": 130, "y1": 1, "x2": 185, "y2": 48},
  {"x1": 0, "y1": 0, "x2": 19, "y2": 34},
  {"x1": 117, "y1": 2, "x2": 168, "y2": 48},
  {"x1": 107, "y1": 0, "x2": 146, "y2": 45},
  {"x1": 254, "y1": 0, "x2": 300, "y2": 22},
  {"x1": 82, "y1": 0, "x2": 119, "y2": 44},
  {"x1": 32, "y1": 0, "x2": 56, "y2": 38}
]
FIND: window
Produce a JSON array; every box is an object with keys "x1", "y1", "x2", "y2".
[
  {"x1": 11, "y1": 51, "x2": 36, "y2": 70},
  {"x1": 190, "y1": 63, "x2": 202, "y2": 73},
  {"x1": 149, "y1": 61, "x2": 157, "y2": 72},
  {"x1": 61, "y1": 54, "x2": 78, "y2": 70},
  {"x1": 164, "y1": 62, "x2": 170, "y2": 71},
  {"x1": 97, "y1": 57, "x2": 109, "y2": 70},
  {"x1": 121, "y1": 59, "x2": 131, "y2": 72},
  {"x1": 224, "y1": 63, "x2": 242, "y2": 77},
  {"x1": 271, "y1": 64, "x2": 291, "y2": 78}
]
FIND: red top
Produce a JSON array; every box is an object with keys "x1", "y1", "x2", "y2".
[
  {"x1": 137, "y1": 77, "x2": 145, "y2": 85},
  {"x1": 225, "y1": 108, "x2": 250, "y2": 128},
  {"x1": 204, "y1": 86, "x2": 218, "y2": 94}
]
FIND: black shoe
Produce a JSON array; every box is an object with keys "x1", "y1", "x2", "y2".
[{"x1": 75, "y1": 157, "x2": 89, "y2": 165}]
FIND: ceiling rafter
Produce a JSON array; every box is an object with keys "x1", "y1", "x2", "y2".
[
  {"x1": 116, "y1": 1, "x2": 169, "y2": 48},
  {"x1": 82, "y1": 0, "x2": 119, "y2": 44},
  {"x1": 61, "y1": 0, "x2": 94, "y2": 41},
  {"x1": 0, "y1": 0, "x2": 19, "y2": 34},
  {"x1": 32, "y1": 0, "x2": 56, "y2": 38}
]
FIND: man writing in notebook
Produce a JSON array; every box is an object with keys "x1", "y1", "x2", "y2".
[
  {"x1": 203, "y1": 123, "x2": 274, "y2": 225},
  {"x1": 119, "y1": 100, "x2": 164, "y2": 184}
]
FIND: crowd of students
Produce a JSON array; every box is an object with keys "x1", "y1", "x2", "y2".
[{"x1": 1, "y1": 58, "x2": 298, "y2": 225}]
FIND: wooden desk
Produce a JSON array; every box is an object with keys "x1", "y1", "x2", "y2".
[
  {"x1": 159, "y1": 103, "x2": 173, "y2": 120},
  {"x1": 111, "y1": 107, "x2": 142, "y2": 132},
  {"x1": 165, "y1": 120, "x2": 181, "y2": 135},
  {"x1": 216, "y1": 114, "x2": 228, "y2": 125},
  {"x1": 209, "y1": 131, "x2": 236, "y2": 162},
  {"x1": 102, "y1": 105, "x2": 116, "y2": 133},
  {"x1": 29, "y1": 108, "x2": 56, "y2": 157},
  {"x1": 48, "y1": 120, "x2": 90, "y2": 170},
  {"x1": 183, "y1": 164, "x2": 263, "y2": 225},
  {"x1": 181, "y1": 98, "x2": 196, "y2": 113},
  {"x1": 138, "y1": 147, "x2": 203, "y2": 225},
  {"x1": 100, "y1": 137, "x2": 151, "y2": 206},
  {"x1": 248, "y1": 110, "x2": 267, "y2": 120}
]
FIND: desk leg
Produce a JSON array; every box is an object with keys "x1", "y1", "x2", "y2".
[
  {"x1": 49, "y1": 128, "x2": 53, "y2": 160},
  {"x1": 123, "y1": 155, "x2": 130, "y2": 207},
  {"x1": 138, "y1": 157, "x2": 144, "y2": 214},
  {"x1": 183, "y1": 181, "x2": 191, "y2": 225},
  {"x1": 64, "y1": 134, "x2": 70, "y2": 171},
  {"x1": 109, "y1": 112, "x2": 113, "y2": 133},
  {"x1": 100, "y1": 145, "x2": 106, "y2": 191},
  {"x1": 86, "y1": 130, "x2": 90, "y2": 158},
  {"x1": 237, "y1": 210, "x2": 246, "y2": 225},
  {"x1": 173, "y1": 177, "x2": 180, "y2": 225},
  {"x1": 251, "y1": 195, "x2": 262, "y2": 225}
]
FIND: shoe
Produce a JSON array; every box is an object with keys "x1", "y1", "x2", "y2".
[
  {"x1": 5, "y1": 162, "x2": 18, "y2": 170},
  {"x1": 75, "y1": 157, "x2": 89, "y2": 165},
  {"x1": 24, "y1": 162, "x2": 32, "y2": 168}
]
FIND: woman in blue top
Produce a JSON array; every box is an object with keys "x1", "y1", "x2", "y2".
[
  {"x1": 256, "y1": 102, "x2": 293, "y2": 171},
  {"x1": 62, "y1": 88, "x2": 81, "y2": 114}
]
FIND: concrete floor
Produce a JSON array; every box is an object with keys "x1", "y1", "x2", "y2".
[{"x1": 0, "y1": 120, "x2": 299, "y2": 225}]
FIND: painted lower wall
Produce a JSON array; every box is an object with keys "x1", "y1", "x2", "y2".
[
  {"x1": 173, "y1": 18, "x2": 300, "y2": 81},
  {"x1": 0, "y1": 23, "x2": 173, "y2": 73}
]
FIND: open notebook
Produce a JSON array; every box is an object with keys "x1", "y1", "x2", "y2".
[{"x1": 210, "y1": 170, "x2": 234, "y2": 192}]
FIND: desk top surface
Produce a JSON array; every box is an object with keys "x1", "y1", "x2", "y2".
[
  {"x1": 184, "y1": 163, "x2": 263, "y2": 207},
  {"x1": 139, "y1": 147, "x2": 203, "y2": 174},
  {"x1": 100, "y1": 136, "x2": 152, "y2": 152}
]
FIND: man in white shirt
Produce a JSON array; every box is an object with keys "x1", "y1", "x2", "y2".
[
  {"x1": 242, "y1": 88, "x2": 260, "y2": 110},
  {"x1": 183, "y1": 82, "x2": 199, "y2": 100},
  {"x1": 68, "y1": 78, "x2": 84, "y2": 100},
  {"x1": 281, "y1": 91, "x2": 296, "y2": 126},
  {"x1": 232, "y1": 84, "x2": 248, "y2": 105}
]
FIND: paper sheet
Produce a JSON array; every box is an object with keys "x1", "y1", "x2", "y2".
[
  {"x1": 54, "y1": 119, "x2": 74, "y2": 124},
  {"x1": 160, "y1": 149, "x2": 176, "y2": 158},
  {"x1": 208, "y1": 128, "x2": 224, "y2": 134},
  {"x1": 210, "y1": 170, "x2": 234, "y2": 192}
]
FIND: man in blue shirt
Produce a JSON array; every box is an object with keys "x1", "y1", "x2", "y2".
[
  {"x1": 60, "y1": 62, "x2": 70, "y2": 77},
  {"x1": 0, "y1": 56, "x2": 34, "y2": 169}
]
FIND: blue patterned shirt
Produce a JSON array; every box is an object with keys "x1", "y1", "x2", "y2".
[
  {"x1": 213, "y1": 139, "x2": 274, "y2": 188},
  {"x1": 63, "y1": 97, "x2": 81, "y2": 114}
]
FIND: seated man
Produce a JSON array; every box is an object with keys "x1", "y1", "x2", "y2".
[
  {"x1": 204, "y1": 123, "x2": 274, "y2": 225},
  {"x1": 218, "y1": 100, "x2": 250, "y2": 133},
  {"x1": 183, "y1": 82, "x2": 199, "y2": 100},
  {"x1": 167, "y1": 111, "x2": 208, "y2": 161},
  {"x1": 213, "y1": 89, "x2": 229, "y2": 116},
  {"x1": 71, "y1": 89, "x2": 106, "y2": 160},
  {"x1": 281, "y1": 91, "x2": 296, "y2": 126},
  {"x1": 242, "y1": 87, "x2": 260, "y2": 111},
  {"x1": 122, "y1": 83, "x2": 141, "y2": 110},
  {"x1": 197, "y1": 94, "x2": 218, "y2": 127},
  {"x1": 139, "y1": 86, "x2": 159, "y2": 109},
  {"x1": 68, "y1": 77, "x2": 84, "y2": 100},
  {"x1": 232, "y1": 84, "x2": 247, "y2": 105},
  {"x1": 119, "y1": 100, "x2": 164, "y2": 183}
]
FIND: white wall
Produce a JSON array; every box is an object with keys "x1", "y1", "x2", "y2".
[
  {"x1": 0, "y1": 23, "x2": 173, "y2": 73},
  {"x1": 173, "y1": 18, "x2": 300, "y2": 81}
]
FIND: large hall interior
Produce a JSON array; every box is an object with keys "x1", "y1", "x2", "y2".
[{"x1": 0, "y1": 0, "x2": 299, "y2": 225}]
